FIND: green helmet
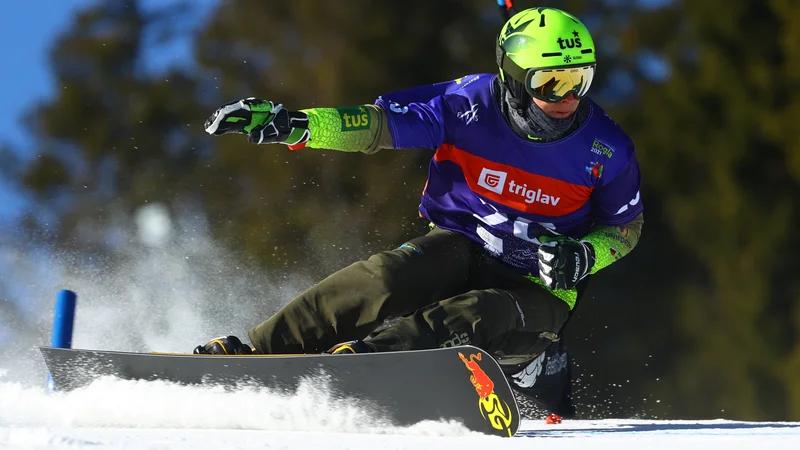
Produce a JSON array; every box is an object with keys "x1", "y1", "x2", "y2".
[{"x1": 496, "y1": 8, "x2": 597, "y2": 104}]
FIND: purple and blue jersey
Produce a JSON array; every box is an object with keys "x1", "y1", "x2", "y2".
[{"x1": 375, "y1": 74, "x2": 643, "y2": 275}]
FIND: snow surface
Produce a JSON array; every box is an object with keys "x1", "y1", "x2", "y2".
[
  {"x1": 2, "y1": 229, "x2": 798, "y2": 448},
  {"x1": 1, "y1": 375, "x2": 798, "y2": 450}
]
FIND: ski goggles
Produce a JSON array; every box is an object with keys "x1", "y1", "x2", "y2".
[
  {"x1": 497, "y1": 46, "x2": 596, "y2": 102},
  {"x1": 525, "y1": 64, "x2": 595, "y2": 103}
]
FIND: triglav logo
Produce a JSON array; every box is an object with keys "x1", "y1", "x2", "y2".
[
  {"x1": 477, "y1": 168, "x2": 507, "y2": 194},
  {"x1": 476, "y1": 168, "x2": 561, "y2": 206}
]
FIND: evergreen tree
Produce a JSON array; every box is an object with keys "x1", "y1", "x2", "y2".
[{"x1": 611, "y1": 0, "x2": 800, "y2": 419}]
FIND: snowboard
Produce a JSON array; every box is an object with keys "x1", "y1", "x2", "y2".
[{"x1": 39, "y1": 345, "x2": 520, "y2": 437}]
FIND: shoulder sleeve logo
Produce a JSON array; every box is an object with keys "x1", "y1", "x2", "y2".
[
  {"x1": 389, "y1": 102, "x2": 408, "y2": 114},
  {"x1": 457, "y1": 104, "x2": 479, "y2": 125}
]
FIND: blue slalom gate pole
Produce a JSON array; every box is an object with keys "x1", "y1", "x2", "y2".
[{"x1": 47, "y1": 289, "x2": 77, "y2": 392}]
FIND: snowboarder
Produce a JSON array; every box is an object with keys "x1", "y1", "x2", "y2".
[{"x1": 198, "y1": 7, "x2": 643, "y2": 417}]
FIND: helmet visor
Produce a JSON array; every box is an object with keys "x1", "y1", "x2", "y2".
[{"x1": 525, "y1": 64, "x2": 596, "y2": 103}]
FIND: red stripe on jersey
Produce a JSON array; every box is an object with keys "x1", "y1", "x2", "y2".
[{"x1": 433, "y1": 143, "x2": 593, "y2": 216}]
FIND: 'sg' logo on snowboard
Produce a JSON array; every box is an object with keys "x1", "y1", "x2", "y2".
[{"x1": 458, "y1": 352, "x2": 514, "y2": 436}]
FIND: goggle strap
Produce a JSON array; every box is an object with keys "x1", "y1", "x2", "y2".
[{"x1": 496, "y1": 45, "x2": 529, "y2": 85}]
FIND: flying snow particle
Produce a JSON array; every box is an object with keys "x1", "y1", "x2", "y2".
[{"x1": 134, "y1": 203, "x2": 173, "y2": 248}]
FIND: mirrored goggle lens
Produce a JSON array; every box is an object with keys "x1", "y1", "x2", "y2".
[{"x1": 526, "y1": 65, "x2": 596, "y2": 102}]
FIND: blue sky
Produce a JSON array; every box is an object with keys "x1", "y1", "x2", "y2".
[
  {"x1": 0, "y1": 0, "x2": 217, "y2": 220},
  {"x1": 0, "y1": 0, "x2": 218, "y2": 151},
  {"x1": 0, "y1": 1, "x2": 96, "y2": 150},
  {"x1": 0, "y1": 1, "x2": 95, "y2": 221}
]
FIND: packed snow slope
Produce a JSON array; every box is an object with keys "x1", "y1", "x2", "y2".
[{"x1": 1, "y1": 375, "x2": 798, "y2": 450}]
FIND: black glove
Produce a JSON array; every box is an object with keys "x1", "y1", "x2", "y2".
[
  {"x1": 204, "y1": 98, "x2": 310, "y2": 147},
  {"x1": 537, "y1": 237, "x2": 595, "y2": 290},
  {"x1": 193, "y1": 335, "x2": 254, "y2": 355}
]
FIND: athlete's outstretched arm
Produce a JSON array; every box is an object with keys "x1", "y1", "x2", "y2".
[
  {"x1": 298, "y1": 105, "x2": 393, "y2": 154},
  {"x1": 300, "y1": 93, "x2": 449, "y2": 153},
  {"x1": 203, "y1": 97, "x2": 446, "y2": 154}
]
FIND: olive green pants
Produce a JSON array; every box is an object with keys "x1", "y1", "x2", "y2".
[{"x1": 248, "y1": 228, "x2": 570, "y2": 361}]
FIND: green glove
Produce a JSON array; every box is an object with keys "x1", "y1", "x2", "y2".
[{"x1": 204, "y1": 98, "x2": 310, "y2": 148}]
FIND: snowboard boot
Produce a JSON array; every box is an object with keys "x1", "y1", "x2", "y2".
[
  {"x1": 194, "y1": 335, "x2": 254, "y2": 355},
  {"x1": 327, "y1": 340, "x2": 376, "y2": 355}
]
